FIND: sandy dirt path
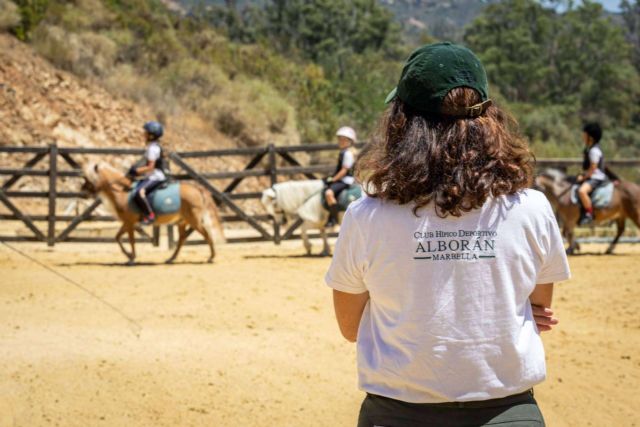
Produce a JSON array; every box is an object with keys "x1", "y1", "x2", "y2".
[{"x1": 0, "y1": 240, "x2": 638, "y2": 427}]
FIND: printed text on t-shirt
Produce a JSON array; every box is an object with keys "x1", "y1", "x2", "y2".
[{"x1": 413, "y1": 229, "x2": 497, "y2": 261}]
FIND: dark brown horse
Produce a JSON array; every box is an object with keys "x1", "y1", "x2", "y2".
[{"x1": 535, "y1": 169, "x2": 640, "y2": 254}]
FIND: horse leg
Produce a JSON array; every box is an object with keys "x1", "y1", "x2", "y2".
[
  {"x1": 320, "y1": 226, "x2": 331, "y2": 257},
  {"x1": 565, "y1": 225, "x2": 578, "y2": 255},
  {"x1": 301, "y1": 222, "x2": 312, "y2": 255},
  {"x1": 605, "y1": 217, "x2": 626, "y2": 255},
  {"x1": 126, "y1": 225, "x2": 136, "y2": 265},
  {"x1": 165, "y1": 224, "x2": 188, "y2": 264},
  {"x1": 200, "y1": 225, "x2": 216, "y2": 263},
  {"x1": 115, "y1": 223, "x2": 133, "y2": 261}
]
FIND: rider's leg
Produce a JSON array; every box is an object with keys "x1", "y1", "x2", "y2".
[
  {"x1": 578, "y1": 181, "x2": 594, "y2": 225},
  {"x1": 134, "y1": 179, "x2": 160, "y2": 222},
  {"x1": 326, "y1": 182, "x2": 347, "y2": 227},
  {"x1": 134, "y1": 186, "x2": 153, "y2": 217},
  {"x1": 325, "y1": 188, "x2": 339, "y2": 227},
  {"x1": 325, "y1": 188, "x2": 337, "y2": 206},
  {"x1": 578, "y1": 182, "x2": 593, "y2": 212}
]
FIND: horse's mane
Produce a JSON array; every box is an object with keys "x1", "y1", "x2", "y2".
[
  {"x1": 84, "y1": 161, "x2": 124, "y2": 184},
  {"x1": 540, "y1": 168, "x2": 567, "y2": 182}
]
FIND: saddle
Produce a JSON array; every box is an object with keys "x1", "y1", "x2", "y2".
[
  {"x1": 321, "y1": 184, "x2": 363, "y2": 211},
  {"x1": 127, "y1": 181, "x2": 181, "y2": 215},
  {"x1": 570, "y1": 181, "x2": 614, "y2": 209}
]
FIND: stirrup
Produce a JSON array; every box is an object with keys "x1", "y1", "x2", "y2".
[
  {"x1": 141, "y1": 213, "x2": 156, "y2": 225},
  {"x1": 578, "y1": 213, "x2": 594, "y2": 226}
]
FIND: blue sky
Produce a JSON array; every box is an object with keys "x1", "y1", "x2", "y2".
[
  {"x1": 545, "y1": 1, "x2": 622, "y2": 12},
  {"x1": 598, "y1": 0, "x2": 621, "y2": 11}
]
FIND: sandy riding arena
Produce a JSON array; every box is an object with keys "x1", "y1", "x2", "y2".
[{"x1": 0, "y1": 240, "x2": 638, "y2": 427}]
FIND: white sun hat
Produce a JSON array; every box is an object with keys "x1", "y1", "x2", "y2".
[{"x1": 336, "y1": 126, "x2": 357, "y2": 143}]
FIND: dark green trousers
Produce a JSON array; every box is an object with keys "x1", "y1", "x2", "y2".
[{"x1": 357, "y1": 390, "x2": 544, "y2": 427}]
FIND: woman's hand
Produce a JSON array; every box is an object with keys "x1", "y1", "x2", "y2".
[{"x1": 531, "y1": 304, "x2": 558, "y2": 332}]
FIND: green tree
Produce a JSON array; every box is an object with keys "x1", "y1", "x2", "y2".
[
  {"x1": 263, "y1": 0, "x2": 400, "y2": 63},
  {"x1": 621, "y1": 0, "x2": 640, "y2": 72},
  {"x1": 465, "y1": 0, "x2": 640, "y2": 126},
  {"x1": 464, "y1": 0, "x2": 554, "y2": 103},
  {"x1": 548, "y1": 1, "x2": 640, "y2": 125}
]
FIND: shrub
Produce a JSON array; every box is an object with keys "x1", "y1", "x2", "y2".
[
  {"x1": 10, "y1": 0, "x2": 49, "y2": 40},
  {"x1": 0, "y1": 0, "x2": 21, "y2": 31},
  {"x1": 32, "y1": 25, "x2": 117, "y2": 77}
]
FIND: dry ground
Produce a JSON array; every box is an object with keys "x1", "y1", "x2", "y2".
[{"x1": 0, "y1": 239, "x2": 638, "y2": 427}]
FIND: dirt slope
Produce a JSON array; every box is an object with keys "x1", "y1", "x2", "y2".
[{"x1": 0, "y1": 33, "x2": 233, "y2": 152}]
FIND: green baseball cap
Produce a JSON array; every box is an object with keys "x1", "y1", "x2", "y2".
[{"x1": 385, "y1": 42, "x2": 491, "y2": 117}]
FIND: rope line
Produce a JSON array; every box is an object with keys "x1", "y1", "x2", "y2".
[{"x1": 1, "y1": 241, "x2": 142, "y2": 337}]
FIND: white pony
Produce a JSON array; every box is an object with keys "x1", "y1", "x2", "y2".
[{"x1": 261, "y1": 179, "x2": 334, "y2": 255}]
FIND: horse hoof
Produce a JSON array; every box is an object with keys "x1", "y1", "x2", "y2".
[
  {"x1": 126, "y1": 259, "x2": 135, "y2": 266},
  {"x1": 207, "y1": 257, "x2": 214, "y2": 264},
  {"x1": 165, "y1": 258, "x2": 175, "y2": 265}
]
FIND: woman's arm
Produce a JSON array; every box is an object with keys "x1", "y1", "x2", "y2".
[
  {"x1": 530, "y1": 283, "x2": 558, "y2": 332},
  {"x1": 333, "y1": 290, "x2": 370, "y2": 342}
]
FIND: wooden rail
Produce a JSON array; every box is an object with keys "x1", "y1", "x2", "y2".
[
  {"x1": 0, "y1": 143, "x2": 638, "y2": 247},
  {"x1": 0, "y1": 143, "x2": 365, "y2": 247}
]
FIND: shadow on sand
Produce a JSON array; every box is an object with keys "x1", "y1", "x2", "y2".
[
  {"x1": 243, "y1": 253, "x2": 330, "y2": 260},
  {"x1": 568, "y1": 251, "x2": 632, "y2": 257},
  {"x1": 55, "y1": 260, "x2": 213, "y2": 267}
]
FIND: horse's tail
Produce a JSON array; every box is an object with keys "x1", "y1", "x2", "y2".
[{"x1": 197, "y1": 186, "x2": 226, "y2": 243}]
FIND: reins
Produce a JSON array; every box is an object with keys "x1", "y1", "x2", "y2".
[{"x1": 557, "y1": 184, "x2": 572, "y2": 199}]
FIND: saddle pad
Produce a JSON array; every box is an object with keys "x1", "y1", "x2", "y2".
[
  {"x1": 570, "y1": 181, "x2": 614, "y2": 209},
  {"x1": 128, "y1": 182, "x2": 181, "y2": 215},
  {"x1": 320, "y1": 184, "x2": 363, "y2": 211},
  {"x1": 337, "y1": 185, "x2": 363, "y2": 210}
]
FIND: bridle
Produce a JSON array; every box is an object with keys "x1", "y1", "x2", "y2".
[{"x1": 538, "y1": 173, "x2": 572, "y2": 199}]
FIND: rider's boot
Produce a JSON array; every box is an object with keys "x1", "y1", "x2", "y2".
[
  {"x1": 578, "y1": 207, "x2": 594, "y2": 226},
  {"x1": 326, "y1": 204, "x2": 339, "y2": 228},
  {"x1": 137, "y1": 194, "x2": 156, "y2": 225},
  {"x1": 141, "y1": 211, "x2": 156, "y2": 225}
]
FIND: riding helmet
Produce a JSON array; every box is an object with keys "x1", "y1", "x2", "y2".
[
  {"x1": 143, "y1": 121, "x2": 164, "y2": 139},
  {"x1": 336, "y1": 126, "x2": 357, "y2": 143}
]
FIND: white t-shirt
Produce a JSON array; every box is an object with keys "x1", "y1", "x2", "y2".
[
  {"x1": 588, "y1": 145, "x2": 606, "y2": 181},
  {"x1": 144, "y1": 142, "x2": 166, "y2": 181},
  {"x1": 325, "y1": 189, "x2": 570, "y2": 403},
  {"x1": 340, "y1": 149, "x2": 355, "y2": 185}
]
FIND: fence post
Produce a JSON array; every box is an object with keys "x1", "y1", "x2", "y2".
[
  {"x1": 152, "y1": 226, "x2": 160, "y2": 247},
  {"x1": 167, "y1": 225, "x2": 175, "y2": 249},
  {"x1": 268, "y1": 143, "x2": 280, "y2": 244},
  {"x1": 47, "y1": 144, "x2": 58, "y2": 247}
]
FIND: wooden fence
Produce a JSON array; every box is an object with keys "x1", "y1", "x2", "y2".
[
  {"x1": 0, "y1": 144, "x2": 638, "y2": 248},
  {"x1": 0, "y1": 143, "x2": 365, "y2": 247}
]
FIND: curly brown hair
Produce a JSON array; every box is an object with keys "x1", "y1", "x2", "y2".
[{"x1": 357, "y1": 87, "x2": 534, "y2": 217}]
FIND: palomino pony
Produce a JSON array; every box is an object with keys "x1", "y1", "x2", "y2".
[
  {"x1": 535, "y1": 168, "x2": 640, "y2": 254},
  {"x1": 82, "y1": 162, "x2": 224, "y2": 264},
  {"x1": 261, "y1": 179, "x2": 353, "y2": 256}
]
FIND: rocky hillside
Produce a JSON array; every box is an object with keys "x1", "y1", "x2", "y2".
[
  {"x1": 0, "y1": 33, "x2": 267, "y2": 207},
  {"x1": 0, "y1": 34, "x2": 235, "y2": 153}
]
